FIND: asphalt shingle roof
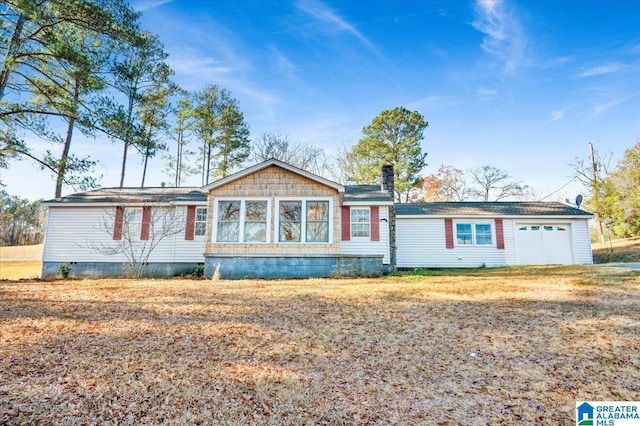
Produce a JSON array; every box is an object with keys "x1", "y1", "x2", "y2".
[
  {"x1": 395, "y1": 201, "x2": 592, "y2": 217},
  {"x1": 344, "y1": 185, "x2": 393, "y2": 203},
  {"x1": 45, "y1": 187, "x2": 207, "y2": 204}
]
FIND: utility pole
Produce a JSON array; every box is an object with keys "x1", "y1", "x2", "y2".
[{"x1": 589, "y1": 142, "x2": 605, "y2": 244}]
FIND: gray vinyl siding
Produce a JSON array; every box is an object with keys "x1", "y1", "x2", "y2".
[{"x1": 339, "y1": 206, "x2": 390, "y2": 264}]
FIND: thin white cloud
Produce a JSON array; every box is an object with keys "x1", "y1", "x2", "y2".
[
  {"x1": 592, "y1": 96, "x2": 632, "y2": 117},
  {"x1": 296, "y1": 0, "x2": 381, "y2": 57},
  {"x1": 477, "y1": 87, "x2": 497, "y2": 97},
  {"x1": 408, "y1": 96, "x2": 457, "y2": 112},
  {"x1": 167, "y1": 54, "x2": 234, "y2": 80},
  {"x1": 472, "y1": 0, "x2": 528, "y2": 76},
  {"x1": 131, "y1": 0, "x2": 172, "y2": 12},
  {"x1": 550, "y1": 106, "x2": 570, "y2": 122},
  {"x1": 268, "y1": 45, "x2": 297, "y2": 79},
  {"x1": 166, "y1": 51, "x2": 280, "y2": 107},
  {"x1": 579, "y1": 63, "x2": 623, "y2": 78}
]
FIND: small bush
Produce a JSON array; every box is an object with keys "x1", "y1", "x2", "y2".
[{"x1": 58, "y1": 263, "x2": 72, "y2": 279}]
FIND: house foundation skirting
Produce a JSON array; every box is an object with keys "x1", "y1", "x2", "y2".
[
  {"x1": 204, "y1": 254, "x2": 385, "y2": 279},
  {"x1": 42, "y1": 261, "x2": 204, "y2": 279}
]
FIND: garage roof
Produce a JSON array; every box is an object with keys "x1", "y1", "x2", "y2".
[{"x1": 396, "y1": 202, "x2": 593, "y2": 217}]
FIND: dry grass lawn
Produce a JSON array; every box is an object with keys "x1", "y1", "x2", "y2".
[
  {"x1": 592, "y1": 237, "x2": 640, "y2": 263},
  {"x1": 1, "y1": 268, "x2": 639, "y2": 425}
]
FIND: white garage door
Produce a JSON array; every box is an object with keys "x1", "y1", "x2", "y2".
[{"x1": 515, "y1": 224, "x2": 574, "y2": 264}]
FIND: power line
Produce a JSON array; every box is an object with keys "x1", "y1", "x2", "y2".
[{"x1": 539, "y1": 176, "x2": 579, "y2": 201}]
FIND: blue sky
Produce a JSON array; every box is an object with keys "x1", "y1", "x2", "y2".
[{"x1": 4, "y1": 0, "x2": 640, "y2": 201}]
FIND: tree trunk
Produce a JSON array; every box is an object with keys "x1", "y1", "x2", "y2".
[
  {"x1": 55, "y1": 79, "x2": 80, "y2": 198},
  {"x1": 175, "y1": 128, "x2": 183, "y2": 187},
  {"x1": 140, "y1": 126, "x2": 153, "y2": 187},
  {"x1": 0, "y1": 14, "x2": 26, "y2": 101},
  {"x1": 141, "y1": 149, "x2": 149, "y2": 187},
  {"x1": 119, "y1": 96, "x2": 135, "y2": 188}
]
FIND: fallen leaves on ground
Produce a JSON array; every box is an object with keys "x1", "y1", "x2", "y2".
[{"x1": 1, "y1": 268, "x2": 638, "y2": 424}]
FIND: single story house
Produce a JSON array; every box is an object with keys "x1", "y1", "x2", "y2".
[{"x1": 41, "y1": 159, "x2": 593, "y2": 279}]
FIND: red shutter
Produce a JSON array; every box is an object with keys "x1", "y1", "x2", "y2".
[
  {"x1": 370, "y1": 206, "x2": 380, "y2": 241},
  {"x1": 113, "y1": 206, "x2": 124, "y2": 240},
  {"x1": 444, "y1": 218, "x2": 454, "y2": 249},
  {"x1": 185, "y1": 205, "x2": 196, "y2": 241},
  {"x1": 141, "y1": 206, "x2": 151, "y2": 240},
  {"x1": 495, "y1": 218, "x2": 505, "y2": 250},
  {"x1": 341, "y1": 206, "x2": 350, "y2": 241}
]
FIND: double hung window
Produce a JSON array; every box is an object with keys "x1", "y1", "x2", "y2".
[
  {"x1": 216, "y1": 200, "x2": 268, "y2": 243},
  {"x1": 278, "y1": 199, "x2": 330, "y2": 243},
  {"x1": 195, "y1": 207, "x2": 207, "y2": 237},
  {"x1": 455, "y1": 223, "x2": 493, "y2": 246},
  {"x1": 350, "y1": 208, "x2": 370, "y2": 239}
]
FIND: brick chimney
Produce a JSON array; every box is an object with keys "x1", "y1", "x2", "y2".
[{"x1": 381, "y1": 164, "x2": 396, "y2": 273}]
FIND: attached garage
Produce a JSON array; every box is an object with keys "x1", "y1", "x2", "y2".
[
  {"x1": 515, "y1": 223, "x2": 573, "y2": 264},
  {"x1": 395, "y1": 202, "x2": 594, "y2": 268}
]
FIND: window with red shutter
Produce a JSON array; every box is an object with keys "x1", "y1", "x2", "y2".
[
  {"x1": 113, "y1": 206, "x2": 124, "y2": 240},
  {"x1": 370, "y1": 206, "x2": 380, "y2": 241},
  {"x1": 341, "y1": 206, "x2": 350, "y2": 241}
]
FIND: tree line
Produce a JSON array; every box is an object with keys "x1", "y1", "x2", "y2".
[{"x1": 1, "y1": 0, "x2": 251, "y2": 198}]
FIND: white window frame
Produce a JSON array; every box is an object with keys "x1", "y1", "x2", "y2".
[
  {"x1": 350, "y1": 207, "x2": 371, "y2": 241},
  {"x1": 454, "y1": 221, "x2": 494, "y2": 247},
  {"x1": 212, "y1": 198, "x2": 270, "y2": 244},
  {"x1": 275, "y1": 197, "x2": 333, "y2": 244},
  {"x1": 194, "y1": 207, "x2": 207, "y2": 237}
]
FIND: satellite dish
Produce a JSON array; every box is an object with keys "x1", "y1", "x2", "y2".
[{"x1": 575, "y1": 194, "x2": 583, "y2": 208}]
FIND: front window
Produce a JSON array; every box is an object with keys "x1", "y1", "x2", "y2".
[
  {"x1": 351, "y1": 208, "x2": 370, "y2": 238},
  {"x1": 456, "y1": 222, "x2": 493, "y2": 246},
  {"x1": 277, "y1": 199, "x2": 332, "y2": 243},
  {"x1": 215, "y1": 200, "x2": 268, "y2": 243},
  {"x1": 217, "y1": 201, "x2": 240, "y2": 242},
  {"x1": 306, "y1": 201, "x2": 329, "y2": 242},
  {"x1": 195, "y1": 207, "x2": 207, "y2": 236},
  {"x1": 279, "y1": 201, "x2": 302, "y2": 242},
  {"x1": 244, "y1": 201, "x2": 267, "y2": 242}
]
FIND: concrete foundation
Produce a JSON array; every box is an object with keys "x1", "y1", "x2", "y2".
[
  {"x1": 42, "y1": 262, "x2": 204, "y2": 279},
  {"x1": 204, "y1": 254, "x2": 385, "y2": 279}
]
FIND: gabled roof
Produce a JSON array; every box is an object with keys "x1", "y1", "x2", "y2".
[
  {"x1": 44, "y1": 187, "x2": 207, "y2": 205},
  {"x1": 200, "y1": 158, "x2": 345, "y2": 193},
  {"x1": 344, "y1": 185, "x2": 394, "y2": 205},
  {"x1": 396, "y1": 201, "x2": 593, "y2": 217}
]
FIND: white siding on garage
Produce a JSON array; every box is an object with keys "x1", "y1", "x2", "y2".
[
  {"x1": 571, "y1": 220, "x2": 593, "y2": 264},
  {"x1": 396, "y1": 217, "x2": 513, "y2": 268},
  {"x1": 43, "y1": 206, "x2": 203, "y2": 263},
  {"x1": 340, "y1": 206, "x2": 390, "y2": 264}
]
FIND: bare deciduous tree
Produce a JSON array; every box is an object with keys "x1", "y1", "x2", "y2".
[
  {"x1": 251, "y1": 133, "x2": 327, "y2": 176},
  {"x1": 468, "y1": 166, "x2": 529, "y2": 201},
  {"x1": 87, "y1": 206, "x2": 184, "y2": 278}
]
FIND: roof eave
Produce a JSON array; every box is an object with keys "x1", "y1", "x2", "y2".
[{"x1": 397, "y1": 213, "x2": 594, "y2": 219}]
